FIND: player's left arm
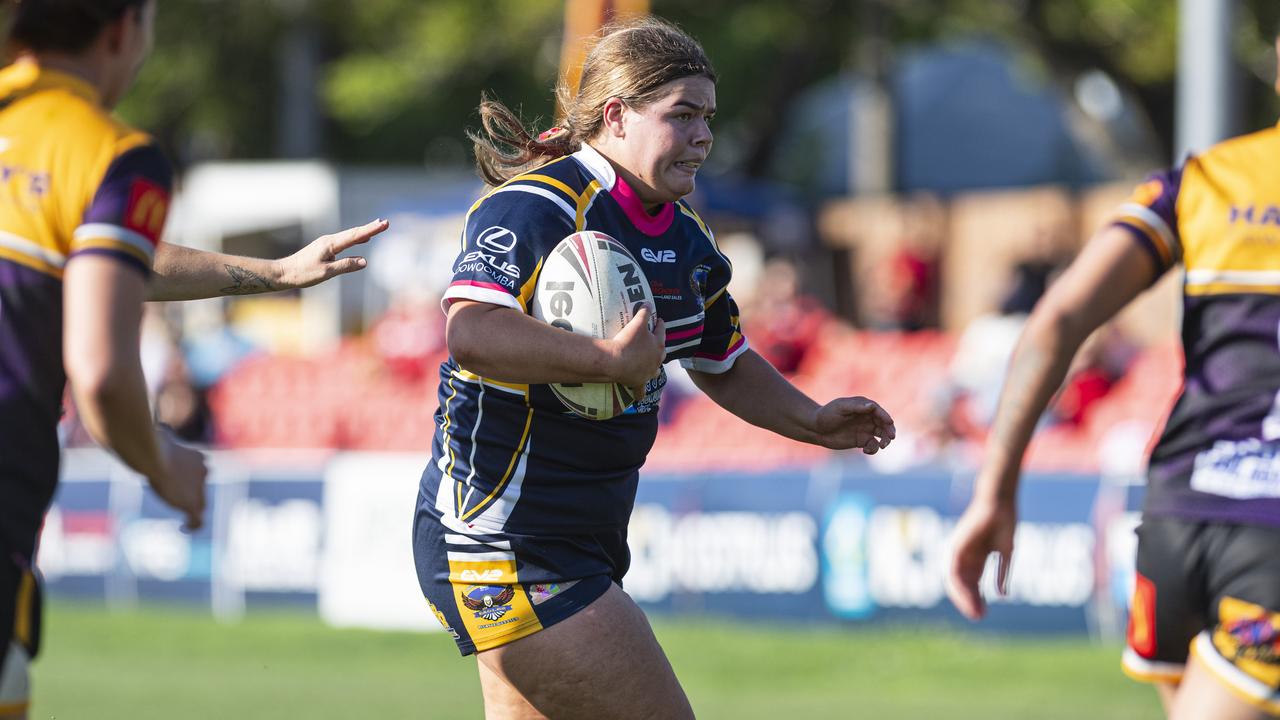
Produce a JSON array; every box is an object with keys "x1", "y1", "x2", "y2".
[
  {"x1": 688, "y1": 350, "x2": 895, "y2": 454},
  {"x1": 147, "y1": 219, "x2": 388, "y2": 301}
]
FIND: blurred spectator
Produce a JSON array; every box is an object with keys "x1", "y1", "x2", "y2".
[
  {"x1": 861, "y1": 194, "x2": 943, "y2": 331},
  {"x1": 156, "y1": 353, "x2": 213, "y2": 444},
  {"x1": 944, "y1": 259, "x2": 1061, "y2": 430},
  {"x1": 181, "y1": 303, "x2": 259, "y2": 389},
  {"x1": 370, "y1": 288, "x2": 446, "y2": 382},
  {"x1": 742, "y1": 257, "x2": 831, "y2": 374},
  {"x1": 1049, "y1": 323, "x2": 1136, "y2": 428}
]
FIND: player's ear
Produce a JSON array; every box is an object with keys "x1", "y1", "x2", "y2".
[
  {"x1": 101, "y1": 11, "x2": 130, "y2": 54},
  {"x1": 1274, "y1": 35, "x2": 1280, "y2": 96},
  {"x1": 602, "y1": 97, "x2": 628, "y2": 139}
]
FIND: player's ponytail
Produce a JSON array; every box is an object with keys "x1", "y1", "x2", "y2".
[
  {"x1": 468, "y1": 96, "x2": 581, "y2": 188},
  {"x1": 469, "y1": 16, "x2": 715, "y2": 187}
]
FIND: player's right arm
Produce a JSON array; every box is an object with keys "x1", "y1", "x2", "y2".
[
  {"x1": 441, "y1": 192, "x2": 664, "y2": 390},
  {"x1": 63, "y1": 257, "x2": 207, "y2": 530},
  {"x1": 947, "y1": 171, "x2": 1181, "y2": 619},
  {"x1": 63, "y1": 142, "x2": 207, "y2": 529},
  {"x1": 447, "y1": 300, "x2": 664, "y2": 390}
]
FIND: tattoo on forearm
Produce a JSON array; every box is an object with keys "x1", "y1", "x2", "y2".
[{"x1": 220, "y1": 265, "x2": 276, "y2": 295}]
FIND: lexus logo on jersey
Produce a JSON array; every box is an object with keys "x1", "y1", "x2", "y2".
[{"x1": 478, "y1": 226, "x2": 517, "y2": 253}]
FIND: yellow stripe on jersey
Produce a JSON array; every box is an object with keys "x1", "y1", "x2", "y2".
[
  {"x1": 677, "y1": 202, "x2": 714, "y2": 244},
  {"x1": 460, "y1": 404, "x2": 533, "y2": 523},
  {"x1": 1114, "y1": 211, "x2": 1174, "y2": 267},
  {"x1": 515, "y1": 256, "x2": 544, "y2": 313},
  {"x1": 704, "y1": 285, "x2": 727, "y2": 308},
  {"x1": 520, "y1": 174, "x2": 581, "y2": 206},
  {"x1": 465, "y1": 156, "x2": 577, "y2": 218},
  {"x1": 71, "y1": 238, "x2": 153, "y2": 267},
  {"x1": 452, "y1": 368, "x2": 529, "y2": 396},
  {"x1": 576, "y1": 179, "x2": 602, "y2": 231},
  {"x1": 0, "y1": 233, "x2": 64, "y2": 278}
]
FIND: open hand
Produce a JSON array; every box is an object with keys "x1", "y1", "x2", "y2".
[
  {"x1": 946, "y1": 496, "x2": 1017, "y2": 621},
  {"x1": 277, "y1": 218, "x2": 389, "y2": 289},
  {"x1": 812, "y1": 396, "x2": 895, "y2": 453}
]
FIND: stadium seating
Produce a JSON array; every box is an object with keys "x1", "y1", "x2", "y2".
[{"x1": 209, "y1": 328, "x2": 1184, "y2": 473}]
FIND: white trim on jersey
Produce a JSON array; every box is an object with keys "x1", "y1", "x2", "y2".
[
  {"x1": 0, "y1": 229, "x2": 66, "y2": 268},
  {"x1": 665, "y1": 312, "x2": 706, "y2": 329},
  {"x1": 680, "y1": 336, "x2": 750, "y2": 375},
  {"x1": 469, "y1": 435, "x2": 530, "y2": 531},
  {"x1": 73, "y1": 223, "x2": 157, "y2": 260},
  {"x1": 459, "y1": 381, "x2": 487, "y2": 510},
  {"x1": 443, "y1": 534, "x2": 512, "y2": 550},
  {"x1": 1117, "y1": 203, "x2": 1179, "y2": 259},
  {"x1": 1186, "y1": 269, "x2": 1280, "y2": 287},
  {"x1": 441, "y1": 285, "x2": 522, "y2": 312},
  {"x1": 572, "y1": 144, "x2": 617, "y2": 191},
  {"x1": 665, "y1": 338, "x2": 703, "y2": 353},
  {"x1": 490, "y1": 184, "x2": 576, "y2": 221},
  {"x1": 446, "y1": 550, "x2": 516, "y2": 564}
]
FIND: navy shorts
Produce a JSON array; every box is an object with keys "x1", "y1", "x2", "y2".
[
  {"x1": 412, "y1": 495, "x2": 626, "y2": 656},
  {"x1": 1123, "y1": 517, "x2": 1280, "y2": 714}
]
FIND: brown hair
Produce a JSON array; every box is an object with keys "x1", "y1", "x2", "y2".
[
  {"x1": 6, "y1": 0, "x2": 148, "y2": 55},
  {"x1": 470, "y1": 16, "x2": 716, "y2": 187}
]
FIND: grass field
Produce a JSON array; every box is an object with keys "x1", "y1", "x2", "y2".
[{"x1": 31, "y1": 602, "x2": 1162, "y2": 719}]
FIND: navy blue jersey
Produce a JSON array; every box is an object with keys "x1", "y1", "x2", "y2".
[{"x1": 420, "y1": 144, "x2": 747, "y2": 535}]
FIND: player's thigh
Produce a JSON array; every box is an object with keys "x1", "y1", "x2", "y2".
[
  {"x1": 476, "y1": 658, "x2": 548, "y2": 720},
  {"x1": 476, "y1": 582, "x2": 693, "y2": 720},
  {"x1": 1171, "y1": 653, "x2": 1275, "y2": 720}
]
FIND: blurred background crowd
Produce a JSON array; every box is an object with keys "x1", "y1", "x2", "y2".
[{"x1": 65, "y1": 0, "x2": 1280, "y2": 478}]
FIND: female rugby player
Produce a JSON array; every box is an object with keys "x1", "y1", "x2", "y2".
[{"x1": 414, "y1": 17, "x2": 895, "y2": 719}]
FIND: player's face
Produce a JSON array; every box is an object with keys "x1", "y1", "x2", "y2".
[{"x1": 619, "y1": 76, "x2": 715, "y2": 207}]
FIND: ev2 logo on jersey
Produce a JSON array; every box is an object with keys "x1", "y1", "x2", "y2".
[
  {"x1": 460, "y1": 568, "x2": 504, "y2": 582},
  {"x1": 641, "y1": 248, "x2": 677, "y2": 263}
]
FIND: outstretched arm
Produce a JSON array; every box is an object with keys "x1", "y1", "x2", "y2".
[
  {"x1": 688, "y1": 348, "x2": 895, "y2": 454},
  {"x1": 148, "y1": 219, "x2": 388, "y2": 301},
  {"x1": 947, "y1": 224, "x2": 1160, "y2": 620}
]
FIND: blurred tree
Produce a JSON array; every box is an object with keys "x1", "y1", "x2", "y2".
[{"x1": 31, "y1": 0, "x2": 1274, "y2": 172}]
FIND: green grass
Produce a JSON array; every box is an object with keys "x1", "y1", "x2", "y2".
[{"x1": 31, "y1": 602, "x2": 1162, "y2": 719}]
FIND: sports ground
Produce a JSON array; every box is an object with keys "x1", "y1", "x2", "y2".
[{"x1": 34, "y1": 602, "x2": 1161, "y2": 719}]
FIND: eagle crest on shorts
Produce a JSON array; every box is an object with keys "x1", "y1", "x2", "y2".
[{"x1": 461, "y1": 585, "x2": 517, "y2": 622}]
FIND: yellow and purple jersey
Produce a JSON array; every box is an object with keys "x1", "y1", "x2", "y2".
[
  {"x1": 421, "y1": 144, "x2": 747, "y2": 536},
  {"x1": 0, "y1": 59, "x2": 170, "y2": 559},
  {"x1": 1113, "y1": 122, "x2": 1280, "y2": 527}
]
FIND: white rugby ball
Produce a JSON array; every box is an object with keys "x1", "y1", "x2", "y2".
[{"x1": 531, "y1": 231, "x2": 656, "y2": 420}]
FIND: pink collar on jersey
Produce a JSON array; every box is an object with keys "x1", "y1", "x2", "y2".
[{"x1": 573, "y1": 143, "x2": 675, "y2": 237}]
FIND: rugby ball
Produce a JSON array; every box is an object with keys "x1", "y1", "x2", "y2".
[{"x1": 531, "y1": 231, "x2": 656, "y2": 420}]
